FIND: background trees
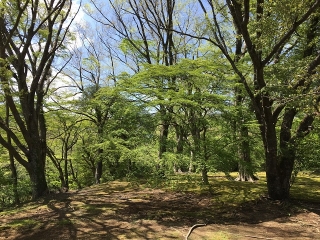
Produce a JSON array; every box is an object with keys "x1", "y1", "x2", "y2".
[
  {"x1": 86, "y1": 0, "x2": 205, "y2": 162},
  {"x1": 0, "y1": 0, "x2": 319, "y2": 204}
]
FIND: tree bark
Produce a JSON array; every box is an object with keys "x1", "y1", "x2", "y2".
[
  {"x1": 235, "y1": 125, "x2": 259, "y2": 182},
  {"x1": 6, "y1": 103, "x2": 20, "y2": 204},
  {"x1": 64, "y1": 157, "x2": 69, "y2": 190},
  {"x1": 158, "y1": 107, "x2": 170, "y2": 159},
  {"x1": 27, "y1": 148, "x2": 48, "y2": 199},
  {"x1": 95, "y1": 159, "x2": 103, "y2": 184},
  {"x1": 69, "y1": 158, "x2": 82, "y2": 189},
  {"x1": 189, "y1": 149, "x2": 195, "y2": 173},
  {"x1": 47, "y1": 147, "x2": 67, "y2": 189},
  {"x1": 173, "y1": 124, "x2": 184, "y2": 172}
]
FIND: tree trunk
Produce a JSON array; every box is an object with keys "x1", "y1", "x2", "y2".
[
  {"x1": 191, "y1": 120, "x2": 208, "y2": 184},
  {"x1": 201, "y1": 166, "x2": 209, "y2": 185},
  {"x1": 27, "y1": 151, "x2": 48, "y2": 199},
  {"x1": 189, "y1": 150, "x2": 195, "y2": 172},
  {"x1": 63, "y1": 142, "x2": 69, "y2": 190},
  {"x1": 59, "y1": 163, "x2": 67, "y2": 190},
  {"x1": 30, "y1": 106, "x2": 48, "y2": 197},
  {"x1": 174, "y1": 124, "x2": 184, "y2": 173},
  {"x1": 201, "y1": 127, "x2": 209, "y2": 185},
  {"x1": 96, "y1": 122, "x2": 104, "y2": 183},
  {"x1": 69, "y1": 158, "x2": 82, "y2": 189},
  {"x1": 159, "y1": 120, "x2": 170, "y2": 159},
  {"x1": 265, "y1": 152, "x2": 293, "y2": 200},
  {"x1": 236, "y1": 125, "x2": 259, "y2": 182},
  {"x1": 258, "y1": 100, "x2": 291, "y2": 200},
  {"x1": 9, "y1": 154, "x2": 19, "y2": 204},
  {"x1": 233, "y1": 20, "x2": 257, "y2": 182},
  {"x1": 95, "y1": 159, "x2": 103, "y2": 184},
  {"x1": 6, "y1": 102, "x2": 20, "y2": 204},
  {"x1": 64, "y1": 158, "x2": 69, "y2": 190},
  {"x1": 47, "y1": 147, "x2": 67, "y2": 189}
]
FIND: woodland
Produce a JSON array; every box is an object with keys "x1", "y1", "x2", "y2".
[{"x1": 1, "y1": 0, "x2": 320, "y2": 210}]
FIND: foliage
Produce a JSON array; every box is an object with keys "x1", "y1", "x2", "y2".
[
  {"x1": 295, "y1": 118, "x2": 320, "y2": 172},
  {"x1": 0, "y1": 160, "x2": 31, "y2": 207},
  {"x1": 1, "y1": 0, "x2": 320, "y2": 204}
]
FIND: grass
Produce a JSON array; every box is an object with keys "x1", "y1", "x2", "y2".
[
  {"x1": 156, "y1": 172, "x2": 267, "y2": 204},
  {"x1": 290, "y1": 171, "x2": 320, "y2": 202},
  {"x1": 145, "y1": 171, "x2": 320, "y2": 204},
  {"x1": 4, "y1": 219, "x2": 38, "y2": 229},
  {"x1": 57, "y1": 218, "x2": 73, "y2": 226}
]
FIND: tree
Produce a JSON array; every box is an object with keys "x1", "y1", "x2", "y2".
[
  {"x1": 122, "y1": 58, "x2": 227, "y2": 183},
  {"x1": 6, "y1": 99, "x2": 19, "y2": 204},
  {"x1": 86, "y1": 0, "x2": 202, "y2": 161},
  {"x1": 46, "y1": 111, "x2": 82, "y2": 190},
  {"x1": 195, "y1": 0, "x2": 320, "y2": 199},
  {"x1": 61, "y1": 18, "x2": 123, "y2": 184},
  {"x1": 0, "y1": 0, "x2": 77, "y2": 199},
  {"x1": 76, "y1": 84, "x2": 122, "y2": 183}
]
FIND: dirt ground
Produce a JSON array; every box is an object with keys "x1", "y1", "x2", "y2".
[{"x1": 0, "y1": 181, "x2": 319, "y2": 240}]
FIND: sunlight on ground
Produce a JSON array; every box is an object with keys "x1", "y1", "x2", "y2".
[{"x1": 0, "y1": 172, "x2": 319, "y2": 239}]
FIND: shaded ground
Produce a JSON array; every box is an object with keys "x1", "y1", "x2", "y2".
[{"x1": 0, "y1": 177, "x2": 319, "y2": 239}]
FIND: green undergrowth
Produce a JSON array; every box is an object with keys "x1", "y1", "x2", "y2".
[
  {"x1": 141, "y1": 172, "x2": 268, "y2": 205},
  {"x1": 86, "y1": 171, "x2": 320, "y2": 207},
  {"x1": 1, "y1": 219, "x2": 39, "y2": 230},
  {"x1": 128, "y1": 171, "x2": 320, "y2": 208},
  {"x1": 156, "y1": 171, "x2": 317, "y2": 198}
]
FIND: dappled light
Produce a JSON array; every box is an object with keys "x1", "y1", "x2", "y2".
[
  {"x1": 1, "y1": 0, "x2": 320, "y2": 239},
  {"x1": 1, "y1": 173, "x2": 320, "y2": 239}
]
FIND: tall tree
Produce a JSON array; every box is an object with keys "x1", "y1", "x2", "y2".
[
  {"x1": 195, "y1": 0, "x2": 320, "y2": 199},
  {"x1": 47, "y1": 111, "x2": 82, "y2": 190},
  {"x1": 61, "y1": 19, "x2": 122, "y2": 184},
  {"x1": 5, "y1": 100, "x2": 19, "y2": 204},
  {"x1": 232, "y1": 4, "x2": 258, "y2": 182},
  {"x1": 123, "y1": 58, "x2": 227, "y2": 183},
  {"x1": 0, "y1": 0, "x2": 76, "y2": 199},
  {"x1": 86, "y1": 0, "x2": 200, "y2": 160}
]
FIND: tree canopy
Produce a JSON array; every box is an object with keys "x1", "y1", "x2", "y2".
[{"x1": 0, "y1": 0, "x2": 319, "y2": 203}]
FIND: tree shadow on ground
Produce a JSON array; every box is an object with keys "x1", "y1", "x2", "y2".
[{"x1": 1, "y1": 177, "x2": 319, "y2": 239}]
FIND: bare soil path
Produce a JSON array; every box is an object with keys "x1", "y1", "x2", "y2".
[{"x1": 0, "y1": 181, "x2": 319, "y2": 239}]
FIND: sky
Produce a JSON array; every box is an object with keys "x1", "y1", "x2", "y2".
[{"x1": 50, "y1": 0, "x2": 88, "y2": 99}]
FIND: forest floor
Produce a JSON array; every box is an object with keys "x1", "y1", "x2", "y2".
[{"x1": 0, "y1": 173, "x2": 320, "y2": 239}]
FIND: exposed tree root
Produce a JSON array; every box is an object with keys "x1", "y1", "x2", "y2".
[
  {"x1": 185, "y1": 223, "x2": 207, "y2": 240},
  {"x1": 235, "y1": 173, "x2": 259, "y2": 182}
]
